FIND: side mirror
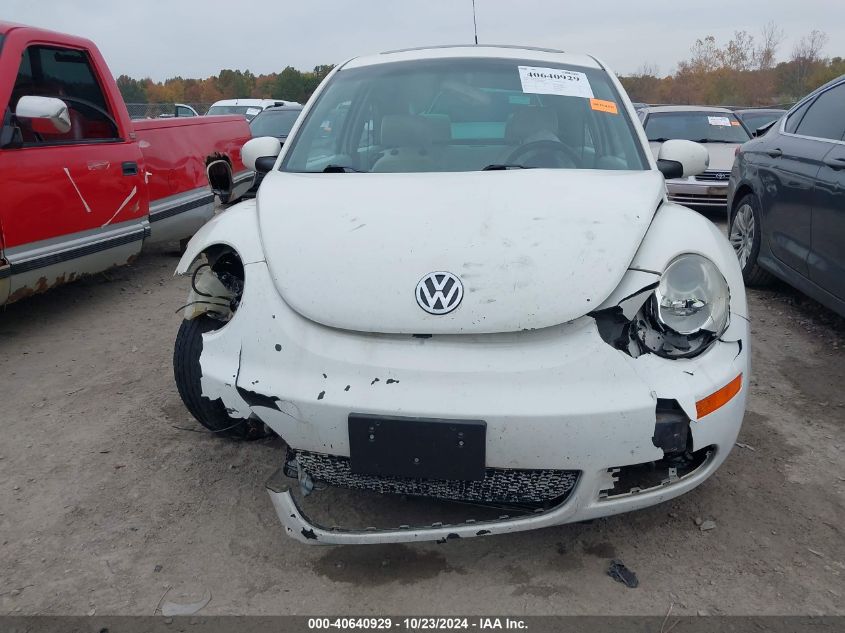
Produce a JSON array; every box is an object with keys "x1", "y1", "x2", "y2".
[
  {"x1": 241, "y1": 136, "x2": 281, "y2": 173},
  {"x1": 15, "y1": 96, "x2": 71, "y2": 134},
  {"x1": 656, "y1": 139, "x2": 709, "y2": 179},
  {"x1": 753, "y1": 120, "x2": 776, "y2": 138}
]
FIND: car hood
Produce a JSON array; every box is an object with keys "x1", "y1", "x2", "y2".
[
  {"x1": 257, "y1": 169, "x2": 665, "y2": 334},
  {"x1": 649, "y1": 141, "x2": 739, "y2": 172}
]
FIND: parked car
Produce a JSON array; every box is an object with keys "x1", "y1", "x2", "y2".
[
  {"x1": 640, "y1": 106, "x2": 751, "y2": 209},
  {"x1": 174, "y1": 45, "x2": 749, "y2": 545},
  {"x1": 244, "y1": 104, "x2": 303, "y2": 195},
  {"x1": 727, "y1": 75, "x2": 845, "y2": 316},
  {"x1": 158, "y1": 103, "x2": 200, "y2": 118},
  {"x1": 249, "y1": 104, "x2": 303, "y2": 141},
  {"x1": 734, "y1": 108, "x2": 786, "y2": 136},
  {"x1": 0, "y1": 22, "x2": 252, "y2": 305},
  {"x1": 207, "y1": 98, "x2": 299, "y2": 121},
  {"x1": 631, "y1": 101, "x2": 648, "y2": 116}
]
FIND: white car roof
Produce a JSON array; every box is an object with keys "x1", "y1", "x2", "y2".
[
  {"x1": 342, "y1": 45, "x2": 604, "y2": 71},
  {"x1": 641, "y1": 105, "x2": 735, "y2": 114},
  {"x1": 210, "y1": 98, "x2": 298, "y2": 107}
]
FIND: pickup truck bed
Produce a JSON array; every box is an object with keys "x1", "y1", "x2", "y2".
[
  {"x1": 0, "y1": 22, "x2": 252, "y2": 306},
  {"x1": 133, "y1": 116, "x2": 253, "y2": 243}
]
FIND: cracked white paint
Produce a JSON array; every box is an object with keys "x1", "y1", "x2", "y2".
[
  {"x1": 197, "y1": 335, "x2": 252, "y2": 420},
  {"x1": 63, "y1": 167, "x2": 91, "y2": 213},
  {"x1": 101, "y1": 186, "x2": 138, "y2": 228},
  {"x1": 86, "y1": 160, "x2": 110, "y2": 171}
]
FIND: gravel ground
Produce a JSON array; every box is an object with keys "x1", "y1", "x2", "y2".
[{"x1": 0, "y1": 218, "x2": 843, "y2": 616}]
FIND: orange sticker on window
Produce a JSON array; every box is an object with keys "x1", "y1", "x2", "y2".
[
  {"x1": 730, "y1": 120, "x2": 741, "y2": 126},
  {"x1": 590, "y1": 98, "x2": 618, "y2": 114}
]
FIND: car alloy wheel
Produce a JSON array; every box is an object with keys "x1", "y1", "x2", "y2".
[{"x1": 730, "y1": 203, "x2": 755, "y2": 270}]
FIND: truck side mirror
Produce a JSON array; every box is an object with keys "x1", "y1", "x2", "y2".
[{"x1": 15, "y1": 96, "x2": 72, "y2": 134}]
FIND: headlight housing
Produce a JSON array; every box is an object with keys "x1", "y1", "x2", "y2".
[{"x1": 636, "y1": 254, "x2": 730, "y2": 358}]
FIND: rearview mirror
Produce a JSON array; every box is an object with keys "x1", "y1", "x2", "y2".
[
  {"x1": 656, "y1": 139, "x2": 709, "y2": 179},
  {"x1": 241, "y1": 136, "x2": 282, "y2": 173},
  {"x1": 15, "y1": 95, "x2": 71, "y2": 134}
]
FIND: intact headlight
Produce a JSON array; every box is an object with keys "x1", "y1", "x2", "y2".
[
  {"x1": 637, "y1": 254, "x2": 730, "y2": 358},
  {"x1": 655, "y1": 255, "x2": 729, "y2": 335}
]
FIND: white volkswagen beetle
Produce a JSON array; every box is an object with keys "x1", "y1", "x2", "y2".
[{"x1": 174, "y1": 46, "x2": 749, "y2": 545}]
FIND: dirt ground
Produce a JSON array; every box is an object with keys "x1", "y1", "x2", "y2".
[{"x1": 1, "y1": 215, "x2": 843, "y2": 616}]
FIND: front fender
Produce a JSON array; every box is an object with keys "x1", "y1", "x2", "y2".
[
  {"x1": 629, "y1": 202, "x2": 748, "y2": 320},
  {"x1": 175, "y1": 198, "x2": 265, "y2": 274}
]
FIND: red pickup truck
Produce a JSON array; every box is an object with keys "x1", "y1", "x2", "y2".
[{"x1": 0, "y1": 23, "x2": 253, "y2": 305}]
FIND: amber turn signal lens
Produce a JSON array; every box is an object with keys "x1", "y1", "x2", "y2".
[{"x1": 696, "y1": 373, "x2": 743, "y2": 419}]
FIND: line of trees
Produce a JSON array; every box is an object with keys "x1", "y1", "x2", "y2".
[
  {"x1": 620, "y1": 25, "x2": 843, "y2": 106},
  {"x1": 116, "y1": 65, "x2": 335, "y2": 105},
  {"x1": 116, "y1": 24, "x2": 842, "y2": 108}
]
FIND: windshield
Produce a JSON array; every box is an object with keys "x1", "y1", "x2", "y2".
[
  {"x1": 281, "y1": 57, "x2": 647, "y2": 173},
  {"x1": 207, "y1": 105, "x2": 262, "y2": 120},
  {"x1": 250, "y1": 109, "x2": 301, "y2": 137},
  {"x1": 738, "y1": 111, "x2": 784, "y2": 131},
  {"x1": 645, "y1": 111, "x2": 750, "y2": 143}
]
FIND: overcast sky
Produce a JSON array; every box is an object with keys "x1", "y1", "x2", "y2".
[{"x1": 5, "y1": 0, "x2": 843, "y2": 80}]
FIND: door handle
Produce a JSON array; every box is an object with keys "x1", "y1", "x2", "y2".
[
  {"x1": 823, "y1": 156, "x2": 845, "y2": 170},
  {"x1": 122, "y1": 161, "x2": 138, "y2": 176},
  {"x1": 766, "y1": 148, "x2": 783, "y2": 158}
]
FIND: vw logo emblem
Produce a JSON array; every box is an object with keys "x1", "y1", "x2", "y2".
[{"x1": 416, "y1": 272, "x2": 463, "y2": 315}]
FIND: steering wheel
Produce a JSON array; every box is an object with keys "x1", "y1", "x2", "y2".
[
  {"x1": 504, "y1": 140, "x2": 581, "y2": 169},
  {"x1": 58, "y1": 96, "x2": 119, "y2": 135}
]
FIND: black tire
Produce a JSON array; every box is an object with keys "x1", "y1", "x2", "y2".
[
  {"x1": 173, "y1": 316, "x2": 270, "y2": 440},
  {"x1": 730, "y1": 193, "x2": 776, "y2": 287}
]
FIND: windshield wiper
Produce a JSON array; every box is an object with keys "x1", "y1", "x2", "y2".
[
  {"x1": 692, "y1": 139, "x2": 737, "y2": 144},
  {"x1": 649, "y1": 137, "x2": 670, "y2": 142},
  {"x1": 481, "y1": 163, "x2": 534, "y2": 171},
  {"x1": 321, "y1": 164, "x2": 365, "y2": 173}
]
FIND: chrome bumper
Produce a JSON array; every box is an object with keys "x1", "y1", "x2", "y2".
[{"x1": 667, "y1": 179, "x2": 729, "y2": 208}]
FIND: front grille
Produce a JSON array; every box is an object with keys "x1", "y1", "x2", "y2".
[
  {"x1": 287, "y1": 449, "x2": 579, "y2": 504},
  {"x1": 694, "y1": 170, "x2": 731, "y2": 182},
  {"x1": 668, "y1": 192, "x2": 728, "y2": 206}
]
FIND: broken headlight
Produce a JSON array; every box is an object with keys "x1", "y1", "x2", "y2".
[{"x1": 636, "y1": 254, "x2": 729, "y2": 358}]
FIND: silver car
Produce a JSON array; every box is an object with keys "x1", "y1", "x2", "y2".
[{"x1": 640, "y1": 106, "x2": 751, "y2": 209}]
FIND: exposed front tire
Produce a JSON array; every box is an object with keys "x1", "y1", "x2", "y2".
[
  {"x1": 729, "y1": 194, "x2": 775, "y2": 287},
  {"x1": 173, "y1": 316, "x2": 270, "y2": 440}
]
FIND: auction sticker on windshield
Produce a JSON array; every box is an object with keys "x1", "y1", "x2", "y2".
[
  {"x1": 518, "y1": 66, "x2": 594, "y2": 98},
  {"x1": 707, "y1": 116, "x2": 732, "y2": 126},
  {"x1": 590, "y1": 98, "x2": 618, "y2": 114}
]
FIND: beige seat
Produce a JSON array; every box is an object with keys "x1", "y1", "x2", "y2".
[
  {"x1": 371, "y1": 115, "x2": 437, "y2": 173},
  {"x1": 505, "y1": 108, "x2": 560, "y2": 144},
  {"x1": 421, "y1": 114, "x2": 452, "y2": 143}
]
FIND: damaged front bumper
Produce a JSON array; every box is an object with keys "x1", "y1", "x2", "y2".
[
  {"x1": 193, "y1": 261, "x2": 749, "y2": 545},
  {"x1": 267, "y1": 445, "x2": 719, "y2": 545}
]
